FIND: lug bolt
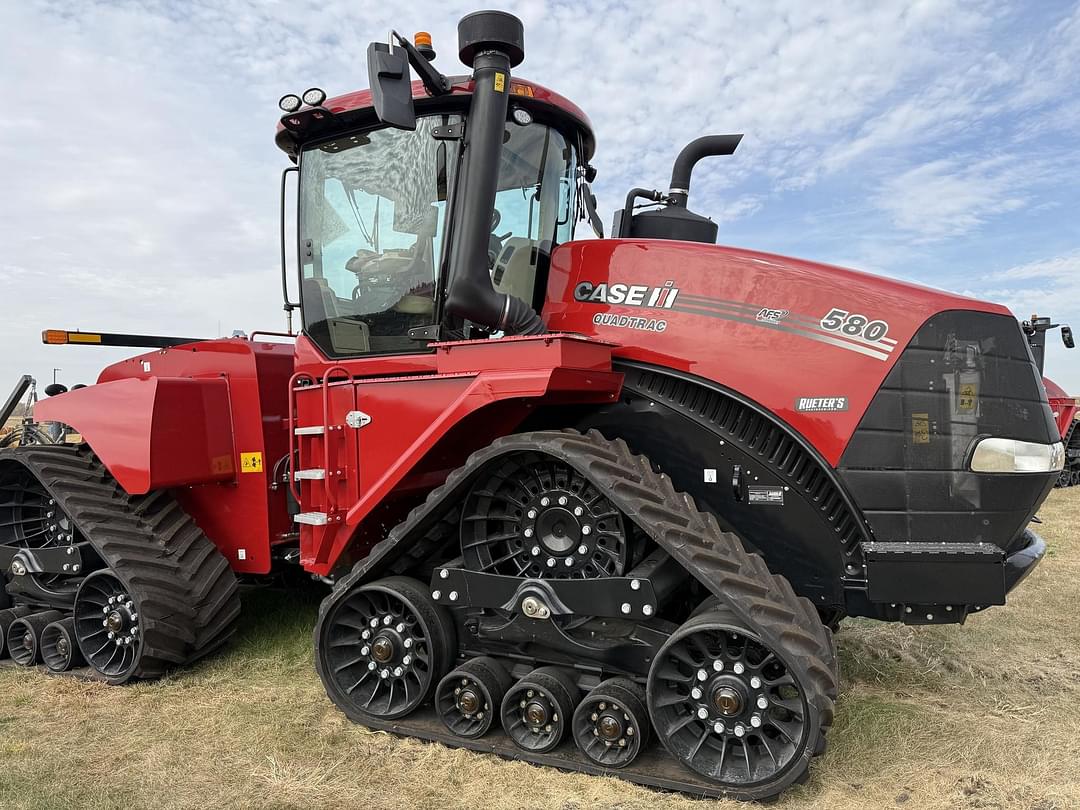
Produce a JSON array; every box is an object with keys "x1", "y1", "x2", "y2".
[
  {"x1": 382, "y1": 616, "x2": 393, "y2": 625},
  {"x1": 527, "y1": 690, "x2": 535, "y2": 698},
  {"x1": 393, "y1": 667, "x2": 403, "y2": 677},
  {"x1": 432, "y1": 590, "x2": 441, "y2": 599},
  {"x1": 733, "y1": 662, "x2": 745, "y2": 675},
  {"x1": 396, "y1": 622, "x2": 406, "y2": 633},
  {"x1": 403, "y1": 638, "x2": 413, "y2": 649},
  {"x1": 697, "y1": 707, "x2": 709, "y2": 720},
  {"x1": 102, "y1": 606, "x2": 110, "y2": 614},
  {"x1": 713, "y1": 721, "x2": 725, "y2": 734},
  {"x1": 402, "y1": 655, "x2": 411, "y2": 666},
  {"x1": 712, "y1": 660, "x2": 724, "y2": 672},
  {"x1": 380, "y1": 669, "x2": 389, "y2": 679},
  {"x1": 691, "y1": 687, "x2": 703, "y2": 700},
  {"x1": 750, "y1": 714, "x2": 762, "y2": 728},
  {"x1": 449, "y1": 591, "x2": 458, "y2": 601},
  {"x1": 540, "y1": 497, "x2": 550, "y2": 507},
  {"x1": 72, "y1": 564, "x2": 80, "y2": 573},
  {"x1": 577, "y1": 544, "x2": 588, "y2": 555},
  {"x1": 581, "y1": 525, "x2": 592, "y2": 536},
  {"x1": 524, "y1": 528, "x2": 534, "y2": 538},
  {"x1": 107, "y1": 631, "x2": 115, "y2": 639},
  {"x1": 697, "y1": 669, "x2": 708, "y2": 681},
  {"x1": 558, "y1": 496, "x2": 568, "y2": 506},
  {"x1": 360, "y1": 645, "x2": 370, "y2": 656},
  {"x1": 546, "y1": 559, "x2": 556, "y2": 568},
  {"x1": 530, "y1": 545, "x2": 541, "y2": 556},
  {"x1": 626, "y1": 727, "x2": 634, "y2": 736},
  {"x1": 368, "y1": 662, "x2": 377, "y2": 670},
  {"x1": 527, "y1": 509, "x2": 538, "y2": 519},
  {"x1": 369, "y1": 618, "x2": 379, "y2": 628},
  {"x1": 102, "y1": 619, "x2": 109, "y2": 627},
  {"x1": 620, "y1": 603, "x2": 631, "y2": 614},
  {"x1": 734, "y1": 724, "x2": 746, "y2": 738},
  {"x1": 642, "y1": 604, "x2": 654, "y2": 616},
  {"x1": 439, "y1": 569, "x2": 449, "y2": 580},
  {"x1": 591, "y1": 712, "x2": 598, "y2": 721},
  {"x1": 544, "y1": 724, "x2": 552, "y2": 732},
  {"x1": 131, "y1": 628, "x2": 138, "y2": 636},
  {"x1": 361, "y1": 629, "x2": 370, "y2": 640},
  {"x1": 109, "y1": 596, "x2": 116, "y2": 605},
  {"x1": 61, "y1": 563, "x2": 70, "y2": 573},
  {"x1": 630, "y1": 579, "x2": 641, "y2": 591},
  {"x1": 564, "y1": 557, "x2": 574, "y2": 567},
  {"x1": 750, "y1": 676, "x2": 761, "y2": 688},
  {"x1": 574, "y1": 506, "x2": 584, "y2": 516},
  {"x1": 757, "y1": 695, "x2": 769, "y2": 709}
]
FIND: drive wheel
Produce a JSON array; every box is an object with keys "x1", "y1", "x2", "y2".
[
  {"x1": 572, "y1": 678, "x2": 650, "y2": 768},
  {"x1": 461, "y1": 452, "x2": 629, "y2": 579},
  {"x1": 74, "y1": 571, "x2": 144, "y2": 681},
  {"x1": 647, "y1": 607, "x2": 826, "y2": 796},
  {"x1": 501, "y1": 666, "x2": 579, "y2": 754},
  {"x1": 318, "y1": 576, "x2": 454, "y2": 721},
  {"x1": 436, "y1": 656, "x2": 512, "y2": 739}
]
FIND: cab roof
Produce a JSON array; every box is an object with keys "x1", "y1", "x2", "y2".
[{"x1": 275, "y1": 77, "x2": 594, "y2": 161}]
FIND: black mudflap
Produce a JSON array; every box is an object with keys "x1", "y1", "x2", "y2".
[{"x1": 0, "y1": 445, "x2": 241, "y2": 681}]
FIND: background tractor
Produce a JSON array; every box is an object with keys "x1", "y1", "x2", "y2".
[
  {"x1": 0, "y1": 10, "x2": 1067, "y2": 801},
  {"x1": 1022, "y1": 315, "x2": 1078, "y2": 487}
]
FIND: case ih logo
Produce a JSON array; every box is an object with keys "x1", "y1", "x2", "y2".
[
  {"x1": 795, "y1": 397, "x2": 849, "y2": 413},
  {"x1": 574, "y1": 280, "x2": 680, "y2": 309}
]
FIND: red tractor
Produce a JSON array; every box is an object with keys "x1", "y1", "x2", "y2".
[
  {"x1": 1022, "y1": 315, "x2": 1078, "y2": 487},
  {"x1": 0, "y1": 11, "x2": 1066, "y2": 801}
]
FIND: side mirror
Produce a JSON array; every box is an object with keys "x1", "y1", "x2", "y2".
[
  {"x1": 367, "y1": 42, "x2": 416, "y2": 130},
  {"x1": 1062, "y1": 325, "x2": 1074, "y2": 349},
  {"x1": 44, "y1": 383, "x2": 68, "y2": 397}
]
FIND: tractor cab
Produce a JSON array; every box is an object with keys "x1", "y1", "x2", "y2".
[{"x1": 275, "y1": 16, "x2": 595, "y2": 361}]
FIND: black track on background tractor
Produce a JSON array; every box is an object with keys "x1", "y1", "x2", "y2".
[
  {"x1": 1057, "y1": 422, "x2": 1080, "y2": 487},
  {"x1": 315, "y1": 430, "x2": 837, "y2": 801},
  {"x1": 0, "y1": 445, "x2": 241, "y2": 682}
]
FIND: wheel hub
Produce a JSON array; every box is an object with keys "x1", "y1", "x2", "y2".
[
  {"x1": 535, "y1": 507, "x2": 580, "y2": 554},
  {"x1": 56, "y1": 636, "x2": 69, "y2": 657},
  {"x1": 106, "y1": 610, "x2": 126, "y2": 634},
  {"x1": 457, "y1": 688, "x2": 480, "y2": 715},
  {"x1": 712, "y1": 685, "x2": 743, "y2": 717},
  {"x1": 21, "y1": 630, "x2": 32, "y2": 649},
  {"x1": 525, "y1": 700, "x2": 549, "y2": 727},
  {"x1": 597, "y1": 713, "x2": 623, "y2": 740},
  {"x1": 371, "y1": 634, "x2": 395, "y2": 663}
]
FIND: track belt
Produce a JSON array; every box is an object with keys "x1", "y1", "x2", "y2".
[
  {"x1": 0, "y1": 445, "x2": 240, "y2": 682},
  {"x1": 317, "y1": 429, "x2": 838, "y2": 795}
]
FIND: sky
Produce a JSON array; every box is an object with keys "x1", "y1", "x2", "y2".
[{"x1": 1, "y1": 0, "x2": 1078, "y2": 395}]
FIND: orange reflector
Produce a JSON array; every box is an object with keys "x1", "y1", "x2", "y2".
[
  {"x1": 43, "y1": 330, "x2": 68, "y2": 345},
  {"x1": 414, "y1": 31, "x2": 433, "y2": 48},
  {"x1": 510, "y1": 82, "x2": 535, "y2": 97},
  {"x1": 68, "y1": 333, "x2": 102, "y2": 344}
]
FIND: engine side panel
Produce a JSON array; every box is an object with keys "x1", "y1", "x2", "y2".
[{"x1": 543, "y1": 239, "x2": 1013, "y2": 466}]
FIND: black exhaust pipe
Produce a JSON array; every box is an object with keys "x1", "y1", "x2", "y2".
[
  {"x1": 443, "y1": 11, "x2": 544, "y2": 336},
  {"x1": 667, "y1": 134, "x2": 743, "y2": 207}
]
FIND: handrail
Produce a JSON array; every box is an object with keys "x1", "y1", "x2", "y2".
[
  {"x1": 286, "y1": 372, "x2": 315, "y2": 505},
  {"x1": 320, "y1": 366, "x2": 352, "y2": 510}
]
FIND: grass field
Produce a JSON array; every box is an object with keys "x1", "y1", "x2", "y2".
[{"x1": 1, "y1": 490, "x2": 1078, "y2": 810}]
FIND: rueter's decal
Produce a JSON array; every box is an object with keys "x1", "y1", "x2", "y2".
[{"x1": 795, "y1": 397, "x2": 849, "y2": 413}]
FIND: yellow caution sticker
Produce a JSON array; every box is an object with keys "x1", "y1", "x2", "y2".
[
  {"x1": 912, "y1": 413, "x2": 930, "y2": 445},
  {"x1": 958, "y1": 382, "x2": 978, "y2": 413},
  {"x1": 493, "y1": 72, "x2": 506, "y2": 93},
  {"x1": 240, "y1": 452, "x2": 263, "y2": 473}
]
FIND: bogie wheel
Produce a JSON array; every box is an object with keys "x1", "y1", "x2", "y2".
[
  {"x1": 500, "y1": 666, "x2": 580, "y2": 754},
  {"x1": 318, "y1": 576, "x2": 455, "y2": 721},
  {"x1": 572, "y1": 678, "x2": 651, "y2": 768},
  {"x1": 73, "y1": 570, "x2": 145, "y2": 682},
  {"x1": 647, "y1": 607, "x2": 828, "y2": 798},
  {"x1": 6, "y1": 609, "x2": 64, "y2": 665},
  {"x1": 0, "y1": 606, "x2": 33, "y2": 658},
  {"x1": 436, "y1": 656, "x2": 513, "y2": 739},
  {"x1": 41, "y1": 618, "x2": 84, "y2": 673}
]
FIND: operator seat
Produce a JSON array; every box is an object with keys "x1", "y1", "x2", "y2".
[{"x1": 302, "y1": 276, "x2": 370, "y2": 353}]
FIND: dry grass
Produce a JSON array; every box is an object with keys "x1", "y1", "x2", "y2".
[{"x1": 2, "y1": 491, "x2": 1079, "y2": 810}]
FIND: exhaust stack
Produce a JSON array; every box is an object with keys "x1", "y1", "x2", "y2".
[{"x1": 443, "y1": 11, "x2": 545, "y2": 336}]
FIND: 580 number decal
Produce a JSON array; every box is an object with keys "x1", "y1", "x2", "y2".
[{"x1": 820, "y1": 308, "x2": 889, "y2": 342}]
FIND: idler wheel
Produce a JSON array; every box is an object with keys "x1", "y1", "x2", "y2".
[
  {"x1": 436, "y1": 656, "x2": 513, "y2": 739},
  {"x1": 41, "y1": 617, "x2": 84, "y2": 673},
  {"x1": 0, "y1": 606, "x2": 33, "y2": 659},
  {"x1": 500, "y1": 666, "x2": 579, "y2": 754},
  {"x1": 572, "y1": 678, "x2": 651, "y2": 768},
  {"x1": 6, "y1": 609, "x2": 64, "y2": 666}
]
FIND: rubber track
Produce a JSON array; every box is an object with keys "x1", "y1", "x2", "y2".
[
  {"x1": 1057, "y1": 421, "x2": 1080, "y2": 488},
  {"x1": 0, "y1": 445, "x2": 241, "y2": 682},
  {"x1": 317, "y1": 429, "x2": 837, "y2": 794}
]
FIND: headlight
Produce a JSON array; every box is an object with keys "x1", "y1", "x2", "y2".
[{"x1": 969, "y1": 438, "x2": 1065, "y2": 473}]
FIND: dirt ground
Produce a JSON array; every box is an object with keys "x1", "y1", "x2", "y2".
[{"x1": 0, "y1": 490, "x2": 1078, "y2": 810}]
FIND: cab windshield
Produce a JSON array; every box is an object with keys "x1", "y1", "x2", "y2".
[{"x1": 299, "y1": 114, "x2": 577, "y2": 357}]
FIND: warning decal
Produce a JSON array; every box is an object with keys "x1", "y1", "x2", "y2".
[{"x1": 240, "y1": 452, "x2": 263, "y2": 473}]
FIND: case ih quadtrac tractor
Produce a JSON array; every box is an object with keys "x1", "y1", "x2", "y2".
[{"x1": 0, "y1": 11, "x2": 1067, "y2": 801}]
